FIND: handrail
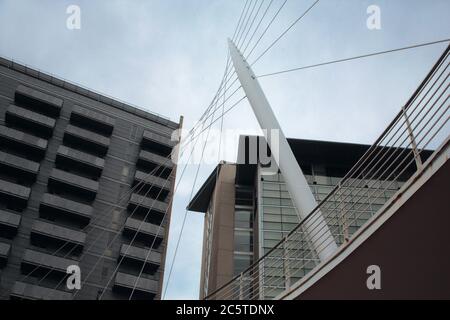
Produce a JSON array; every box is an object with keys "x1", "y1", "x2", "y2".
[{"x1": 205, "y1": 44, "x2": 450, "y2": 300}]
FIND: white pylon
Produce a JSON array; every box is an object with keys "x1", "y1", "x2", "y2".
[{"x1": 228, "y1": 39, "x2": 337, "y2": 261}]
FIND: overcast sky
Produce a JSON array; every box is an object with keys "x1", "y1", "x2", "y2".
[{"x1": 0, "y1": 0, "x2": 449, "y2": 299}]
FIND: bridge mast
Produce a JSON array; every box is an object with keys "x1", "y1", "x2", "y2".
[{"x1": 228, "y1": 39, "x2": 337, "y2": 260}]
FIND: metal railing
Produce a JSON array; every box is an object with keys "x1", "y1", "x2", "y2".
[{"x1": 205, "y1": 45, "x2": 450, "y2": 300}]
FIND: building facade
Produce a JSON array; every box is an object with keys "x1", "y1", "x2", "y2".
[
  {"x1": 0, "y1": 57, "x2": 181, "y2": 300},
  {"x1": 189, "y1": 135, "x2": 425, "y2": 299}
]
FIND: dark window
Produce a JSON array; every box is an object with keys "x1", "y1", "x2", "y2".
[{"x1": 233, "y1": 254, "x2": 252, "y2": 276}]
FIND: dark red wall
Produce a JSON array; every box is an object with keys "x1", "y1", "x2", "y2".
[{"x1": 297, "y1": 160, "x2": 450, "y2": 300}]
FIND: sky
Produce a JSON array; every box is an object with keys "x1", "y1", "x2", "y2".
[{"x1": 0, "y1": 0, "x2": 449, "y2": 299}]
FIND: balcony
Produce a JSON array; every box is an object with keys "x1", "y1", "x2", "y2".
[
  {"x1": 0, "y1": 126, "x2": 48, "y2": 160},
  {"x1": 0, "y1": 242, "x2": 11, "y2": 268},
  {"x1": 70, "y1": 105, "x2": 115, "y2": 136},
  {"x1": 48, "y1": 168, "x2": 99, "y2": 202},
  {"x1": 113, "y1": 272, "x2": 158, "y2": 300},
  {"x1": 31, "y1": 220, "x2": 86, "y2": 253},
  {"x1": 5, "y1": 104, "x2": 56, "y2": 138},
  {"x1": 0, "y1": 150, "x2": 40, "y2": 182},
  {"x1": 141, "y1": 130, "x2": 175, "y2": 157},
  {"x1": 127, "y1": 193, "x2": 168, "y2": 223},
  {"x1": 0, "y1": 179, "x2": 31, "y2": 210},
  {"x1": 14, "y1": 84, "x2": 63, "y2": 118},
  {"x1": 0, "y1": 209, "x2": 21, "y2": 239},
  {"x1": 39, "y1": 193, "x2": 92, "y2": 226},
  {"x1": 21, "y1": 249, "x2": 78, "y2": 278},
  {"x1": 119, "y1": 243, "x2": 161, "y2": 273},
  {"x1": 56, "y1": 145, "x2": 104, "y2": 179},
  {"x1": 123, "y1": 217, "x2": 164, "y2": 246},
  {"x1": 63, "y1": 124, "x2": 110, "y2": 157},
  {"x1": 10, "y1": 282, "x2": 72, "y2": 300},
  {"x1": 133, "y1": 170, "x2": 171, "y2": 200},
  {"x1": 137, "y1": 150, "x2": 173, "y2": 179}
]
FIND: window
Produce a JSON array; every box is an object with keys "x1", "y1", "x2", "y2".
[
  {"x1": 263, "y1": 190, "x2": 280, "y2": 198},
  {"x1": 263, "y1": 197, "x2": 280, "y2": 206},
  {"x1": 233, "y1": 254, "x2": 253, "y2": 275},
  {"x1": 234, "y1": 210, "x2": 253, "y2": 229},
  {"x1": 234, "y1": 230, "x2": 253, "y2": 252},
  {"x1": 262, "y1": 182, "x2": 280, "y2": 191},
  {"x1": 235, "y1": 187, "x2": 253, "y2": 206}
]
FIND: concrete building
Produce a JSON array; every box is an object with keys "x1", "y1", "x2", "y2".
[{"x1": 0, "y1": 57, "x2": 181, "y2": 300}]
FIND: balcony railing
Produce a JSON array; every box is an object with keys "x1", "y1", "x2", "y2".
[
  {"x1": 119, "y1": 244, "x2": 161, "y2": 273},
  {"x1": 205, "y1": 46, "x2": 450, "y2": 300},
  {"x1": 142, "y1": 130, "x2": 176, "y2": 152},
  {"x1": 0, "y1": 179, "x2": 31, "y2": 209},
  {"x1": 6, "y1": 104, "x2": 56, "y2": 138},
  {"x1": 10, "y1": 282, "x2": 71, "y2": 300},
  {"x1": 70, "y1": 105, "x2": 115, "y2": 136},
  {"x1": 133, "y1": 170, "x2": 171, "y2": 200},
  {"x1": 0, "y1": 150, "x2": 40, "y2": 182},
  {"x1": 0, "y1": 126, "x2": 48, "y2": 160},
  {"x1": 113, "y1": 272, "x2": 158, "y2": 299},
  {"x1": 21, "y1": 249, "x2": 77, "y2": 277},
  {"x1": 30, "y1": 220, "x2": 86, "y2": 253},
  {"x1": 0, "y1": 242, "x2": 11, "y2": 267},
  {"x1": 123, "y1": 216, "x2": 164, "y2": 245},
  {"x1": 134, "y1": 171, "x2": 170, "y2": 191},
  {"x1": 0, "y1": 209, "x2": 21, "y2": 239},
  {"x1": 56, "y1": 145, "x2": 105, "y2": 178},
  {"x1": 127, "y1": 193, "x2": 168, "y2": 223},
  {"x1": 14, "y1": 84, "x2": 63, "y2": 118},
  {"x1": 63, "y1": 124, "x2": 110, "y2": 157},
  {"x1": 138, "y1": 150, "x2": 173, "y2": 169},
  {"x1": 48, "y1": 168, "x2": 99, "y2": 201},
  {"x1": 39, "y1": 193, "x2": 93, "y2": 226}
]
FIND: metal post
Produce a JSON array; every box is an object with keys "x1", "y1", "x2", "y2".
[
  {"x1": 228, "y1": 39, "x2": 338, "y2": 261},
  {"x1": 402, "y1": 106, "x2": 423, "y2": 170},
  {"x1": 239, "y1": 274, "x2": 244, "y2": 300},
  {"x1": 283, "y1": 240, "x2": 291, "y2": 289}
]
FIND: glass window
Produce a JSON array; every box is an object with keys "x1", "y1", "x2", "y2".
[
  {"x1": 264, "y1": 231, "x2": 283, "y2": 241},
  {"x1": 262, "y1": 222, "x2": 282, "y2": 230},
  {"x1": 234, "y1": 230, "x2": 253, "y2": 252},
  {"x1": 262, "y1": 173, "x2": 280, "y2": 182},
  {"x1": 263, "y1": 182, "x2": 280, "y2": 191},
  {"x1": 264, "y1": 239, "x2": 281, "y2": 248},
  {"x1": 263, "y1": 206, "x2": 281, "y2": 214},
  {"x1": 282, "y1": 215, "x2": 299, "y2": 224},
  {"x1": 263, "y1": 213, "x2": 281, "y2": 223},
  {"x1": 263, "y1": 190, "x2": 280, "y2": 198},
  {"x1": 263, "y1": 197, "x2": 281, "y2": 205},
  {"x1": 280, "y1": 191, "x2": 293, "y2": 199},
  {"x1": 281, "y1": 207, "x2": 296, "y2": 216},
  {"x1": 315, "y1": 175, "x2": 331, "y2": 185},
  {"x1": 280, "y1": 198, "x2": 293, "y2": 206},
  {"x1": 305, "y1": 175, "x2": 314, "y2": 184},
  {"x1": 233, "y1": 254, "x2": 253, "y2": 275},
  {"x1": 234, "y1": 210, "x2": 253, "y2": 229},
  {"x1": 317, "y1": 185, "x2": 334, "y2": 195},
  {"x1": 282, "y1": 222, "x2": 298, "y2": 232}
]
